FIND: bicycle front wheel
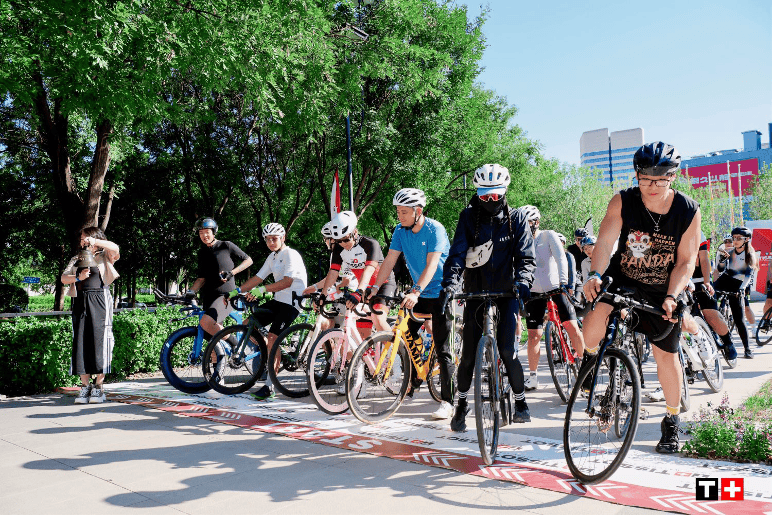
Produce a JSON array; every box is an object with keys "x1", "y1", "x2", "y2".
[
  {"x1": 564, "y1": 347, "x2": 641, "y2": 484},
  {"x1": 755, "y1": 307, "x2": 772, "y2": 347},
  {"x1": 347, "y1": 332, "x2": 410, "y2": 424},
  {"x1": 545, "y1": 321, "x2": 574, "y2": 403},
  {"x1": 474, "y1": 335, "x2": 500, "y2": 466},
  {"x1": 307, "y1": 329, "x2": 351, "y2": 415},
  {"x1": 428, "y1": 350, "x2": 442, "y2": 403},
  {"x1": 695, "y1": 317, "x2": 723, "y2": 393},
  {"x1": 160, "y1": 326, "x2": 210, "y2": 394},
  {"x1": 268, "y1": 323, "x2": 314, "y2": 398},
  {"x1": 679, "y1": 346, "x2": 691, "y2": 413},
  {"x1": 721, "y1": 301, "x2": 735, "y2": 335},
  {"x1": 203, "y1": 325, "x2": 266, "y2": 395}
]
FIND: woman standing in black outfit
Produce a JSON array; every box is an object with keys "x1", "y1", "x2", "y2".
[{"x1": 61, "y1": 227, "x2": 120, "y2": 404}]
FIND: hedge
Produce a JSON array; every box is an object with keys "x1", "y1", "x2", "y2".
[{"x1": 0, "y1": 306, "x2": 189, "y2": 397}]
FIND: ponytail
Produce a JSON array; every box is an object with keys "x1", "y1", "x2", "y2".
[{"x1": 746, "y1": 242, "x2": 759, "y2": 271}]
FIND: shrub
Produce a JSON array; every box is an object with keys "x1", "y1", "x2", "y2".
[{"x1": 0, "y1": 306, "x2": 187, "y2": 396}]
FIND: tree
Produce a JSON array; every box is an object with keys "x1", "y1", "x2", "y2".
[{"x1": 749, "y1": 164, "x2": 772, "y2": 222}]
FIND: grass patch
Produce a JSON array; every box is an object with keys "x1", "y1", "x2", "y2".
[{"x1": 682, "y1": 383, "x2": 772, "y2": 464}]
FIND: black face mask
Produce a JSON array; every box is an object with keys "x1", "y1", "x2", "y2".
[{"x1": 479, "y1": 197, "x2": 505, "y2": 215}]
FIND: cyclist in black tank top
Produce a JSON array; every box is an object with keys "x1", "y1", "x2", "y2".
[{"x1": 582, "y1": 142, "x2": 702, "y2": 455}]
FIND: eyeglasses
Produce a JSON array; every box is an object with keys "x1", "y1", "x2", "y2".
[
  {"x1": 637, "y1": 177, "x2": 672, "y2": 187},
  {"x1": 335, "y1": 236, "x2": 353, "y2": 244},
  {"x1": 478, "y1": 193, "x2": 501, "y2": 202},
  {"x1": 732, "y1": 236, "x2": 746, "y2": 241}
]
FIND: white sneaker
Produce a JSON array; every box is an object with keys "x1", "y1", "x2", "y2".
[
  {"x1": 431, "y1": 401, "x2": 454, "y2": 420},
  {"x1": 524, "y1": 374, "x2": 539, "y2": 391},
  {"x1": 647, "y1": 387, "x2": 665, "y2": 402},
  {"x1": 335, "y1": 379, "x2": 347, "y2": 396},
  {"x1": 89, "y1": 387, "x2": 106, "y2": 404},
  {"x1": 74, "y1": 385, "x2": 91, "y2": 404}
]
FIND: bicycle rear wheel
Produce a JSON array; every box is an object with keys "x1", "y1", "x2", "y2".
[
  {"x1": 268, "y1": 323, "x2": 314, "y2": 398},
  {"x1": 203, "y1": 325, "x2": 266, "y2": 395},
  {"x1": 678, "y1": 346, "x2": 691, "y2": 413},
  {"x1": 545, "y1": 321, "x2": 575, "y2": 403},
  {"x1": 474, "y1": 335, "x2": 500, "y2": 466},
  {"x1": 347, "y1": 332, "x2": 410, "y2": 423},
  {"x1": 306, "y1": 329, "x2": 351, "y2": 415},
  {"x1": 755, "y1": 307, "x2": 772, "y2": 347},
  {"x1": 695, "y1": 317, "x2": 723, "y2": 392},
  {"x1": 428, "y1": 350, "x2": 442, "y2": 403},
  {"x1": 564, "y1": 347, "x2": 641, "y2": 484},
  {"x1": 721, "y1": 300, "x2": 735, "y2": 335},
  {"x1": 160, "y1": 326, "x2": 210, "y2": 394}
]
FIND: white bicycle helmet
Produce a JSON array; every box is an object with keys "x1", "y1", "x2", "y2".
[
  {"x1": 392, "y1": 188, "x2": 426, "y2": 208},
  {"x1": 473, "y1": 164, "x2": 511, "y2": 189},
  {"x1": 519, "y1": 204, "x2": 541, "y2": 221},
  {"x1": 262, "y1": 223, "x2": 285, "y2": 238},
  {"x1": 329, "y1": 211, "x2": 357, "y2": 239},
  {"x1": 321, "y1": 221, "x2": 333, "y2": 239},
  {"x1": 557, "y1": 233, "x2": 566, "y2": 245}
]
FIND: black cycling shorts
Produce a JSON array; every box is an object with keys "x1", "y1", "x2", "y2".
[
  {"x1": 371, "y1": 281, "x2": 397, "y2": 309},
  {"x1": 253, "y1": 299, "x2": 300, "y2": 336},
  {"x1": 598, "y1": 288, "x2": 680, "y2": 354},
  {"x1": 524, "y1": 293, "x2": 576, "y2": 330}
]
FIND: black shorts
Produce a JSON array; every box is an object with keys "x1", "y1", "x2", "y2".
[
  {"x1": 371, "y1": 281, "x2": 397, "y2": 309},
  {"x1": 693, "y1": 283, "x2": 718, "y2": 311},
  {"x1": 598, "y1": 287, "x2": 680, "y2": 354},
  {"x1": 253, "y1": 299, "x2": 300, "y2": 336},
  {"x1": 524, "y1": 292, "x2": 576, "y2": 330},
  {"x1": 203, "y1": 294, "x2": 232, "y2": 325}
]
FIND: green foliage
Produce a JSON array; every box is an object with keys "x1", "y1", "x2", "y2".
[
  {"x1": 682, "y1": 391, "x2": 772, "y2": 464},
  {"x1": 749, "y1": 164, "x2": 772, "y2": 222},
  {"x1": 0, "y1": 307, "x2": 187, "y2": 396}
]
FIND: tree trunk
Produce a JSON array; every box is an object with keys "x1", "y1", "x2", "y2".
[
  {"x1": 84, "y1": 119, "x2": 114, "y2": 228},
  {"x1": 100, "y1": 181, "x2": 116, "y2": 231}
]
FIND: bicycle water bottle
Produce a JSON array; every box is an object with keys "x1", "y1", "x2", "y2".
[
  {"x1": 697, "y1": 335, "x2": 711, "y2": 361},
  {"x1": 419, "y1": 329, "x2": 432, "y2": 361}
]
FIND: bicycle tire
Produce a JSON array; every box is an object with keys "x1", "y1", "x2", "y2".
[
  {"x1": 695, "y1": 317, "x2": 723, "y2": 393},
  {"x1": 306, "y1": 328, "x2": 352, "y2": 415},
  {"x1": 545, "y1": 321, "x2": 572, "y2": 403},
  {"x1": 678, "y1": 346, "x2": 691, "y2": 413},
  {"x1": 755, "y1": 307, "x2": 772, "y2": 347},
  {"x1": 346, "y1": 332, "x2": 410, "y2": 424},
  {"x1": 202, "y1": 325, "x2": 266, "y2": 395},
  {"x1": 721, "y1": 300, "x2": 735, "y2": 336},
  {"x1": 614, "y1": 351, "x2": 637, "y2": 439},
  {"x1": 268, "y1": 323, "x2": 315, "y2": 398},
  {"x1": 428, "y1": 350, "x2": 442, "y2": 403},
  {"x1": 564, "y1": 347, "x2": 641, "y2": 484},
  {"x1": 159, "y1": 326, "x2": 211, "y2": 394},
  {"x1": 474, "y1": 335, "x2": 500, "y2": 466}
]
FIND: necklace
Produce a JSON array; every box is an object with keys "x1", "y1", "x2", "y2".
[{"x1": 643, "y1": 205, "x2": 663, "y2": 233}]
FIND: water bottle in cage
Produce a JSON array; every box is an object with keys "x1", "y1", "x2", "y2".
[{"x1": 419, "y1": 329, "x2": 433, "y2": 361}]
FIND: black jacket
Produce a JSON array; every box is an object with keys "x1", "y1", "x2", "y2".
[{"x1": 442, "y1": 198, "x2": 536, "y2": 293}]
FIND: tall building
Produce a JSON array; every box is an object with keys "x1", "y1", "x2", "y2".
[{"x1": 580, "y1": 128, "x2": 644, "y2": 187}]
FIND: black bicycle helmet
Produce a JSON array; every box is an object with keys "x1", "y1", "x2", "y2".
[
  {"x1": 633, "y1": 141, "x2": 681, "y2": 176},
  {"x1": 195, "y1": 217, "x2": 218, "y2": 235},
  {"x1": 731, "y1": 226, "x2": 751, "y2": 238},
  {"x1": 574, "y1": 228, "x2": 588, "y2": 238}
]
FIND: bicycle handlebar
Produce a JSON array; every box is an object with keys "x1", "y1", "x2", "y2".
[
  {"x1": 368, "y1": 294, "x2": 424, "y2": 323},
  {"x1": 592, "y1": 276, "x2": 684, "y2": 322}
]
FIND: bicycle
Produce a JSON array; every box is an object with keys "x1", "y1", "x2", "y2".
[
  {"x1": 525, "y1": 287, "x2": 579, "y2": 403},
  {"x1": 564, "y1": 278, "x2": 683, "y2": 484},
  {"x1": 428, "y1": 299, "x2": 463, "y2": 403},
  {"x1": 267, "y1": 292, "x2": 344, "y2": 398},
  {"x1": 680, "y1": 291, "x2": 724, "y2": 394},
  {"x1": 346, "y1": 294, "x2": 440, "y2": 424},
  {"x1": 154, "y1": 288, "x2": 243, "y2": 394},
  {"x1": 755, "y1": 304, "x2": 772, "y2": 347},
  {"x1": 201, "y1": 293, "x2": 273, "y2": 395},
  {"x1": 305, "y1": 293, "x2": 372, "y2": 414},
  {"x1": 443, "y1": 290, "x2": 516, "y2": 466},
  {"x1": 714, "y1": 289, "x2": 737, "y2": 336}
]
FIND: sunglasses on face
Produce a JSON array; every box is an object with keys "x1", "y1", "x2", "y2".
[
  {"x1": 732, "y1": 236, "x2": 746, "y2": 241},
  {"x1": 336, "y1": 236, "x2": 353, "y2": 244},
  {"x1": 478, "y1": 193, "x2": 501, "y2": 202}
]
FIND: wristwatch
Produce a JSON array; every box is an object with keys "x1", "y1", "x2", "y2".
[{"x1": 588, "y1": 271, "x2": 602, "y2": 281}]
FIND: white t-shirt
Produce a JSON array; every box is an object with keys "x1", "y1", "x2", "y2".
[
  {"x1": 257, "y1": 246, "x2": 307, "y2": 307},
  {"x1": 532, "y1": 230, "x2": 568, "y2": 293}
]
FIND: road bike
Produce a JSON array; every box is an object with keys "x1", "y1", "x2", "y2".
[
  {"x1": 346, "y1": 294, "x2": 441, "y2": 424},
  {"x1": 267, "y1": 292, "x2": 343, "y2": 398},
  {"x1": 755, "y1": 304, "x2": 772, "y2": 347},
  {"x1": 679, "y1": 290, "x2": 724, "y2": 396},
  {"x1": 525, "y1": 287, "x2": 579, "y2": 403},
  {"x1": 714, "y1": 290, "x2": 737, "y2": 336},
  {"x1": 305, "y1": 293, "x2": 371, "y2": 414},
  {"x1": 563, "y1": 278, "x2": 683, "y2": 484},
  {"x1": 154, "y1": 288, "x2": 243, "y2": 394},
  {"x1": 201, "y1": 293, "x2": 272, "y2": 395}
]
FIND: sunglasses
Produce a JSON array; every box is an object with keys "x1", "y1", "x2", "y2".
[
  {"x1": 478, "y1": 193, "x2": 501, "y2": 202},
  {"x1": 732, "y1": 236, "x2": 746, "y2": 241},
  {"x1": 336, "y1": 236, "x2": 353, "y2": 244}
]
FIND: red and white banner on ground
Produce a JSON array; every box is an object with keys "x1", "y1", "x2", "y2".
[{"x1": 60, "y1": 384, "x2": 772, "y2": 515}]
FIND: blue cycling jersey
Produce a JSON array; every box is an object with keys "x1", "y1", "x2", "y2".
[{"x1": 389, "y1": 217, "x2": 449, "y2": 298}]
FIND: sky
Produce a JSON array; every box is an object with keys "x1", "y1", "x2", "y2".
[{"x1": 468, "y1": 0, "x2": 772, "y2": 166}]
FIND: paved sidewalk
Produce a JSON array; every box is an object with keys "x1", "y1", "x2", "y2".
[{"x1": 1, "y1": 301, "x2": 770, "y2": 515}]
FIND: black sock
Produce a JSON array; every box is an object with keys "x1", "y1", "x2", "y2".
[{"x1": 719, "y1": 332, "x2": 733, "y2": 349}]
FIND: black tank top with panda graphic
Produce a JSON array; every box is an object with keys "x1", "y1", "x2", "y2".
[{"x1": 606, "y1": 187, "x2": 699, "y2": 300}]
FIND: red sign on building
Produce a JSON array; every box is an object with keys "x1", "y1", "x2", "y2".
[
  {"x1": 681, "y1": 158, "x2": 759, "y2": 196},
  {"x1": 752, "y1": 228, "x2": 772, "y2": 295}
]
